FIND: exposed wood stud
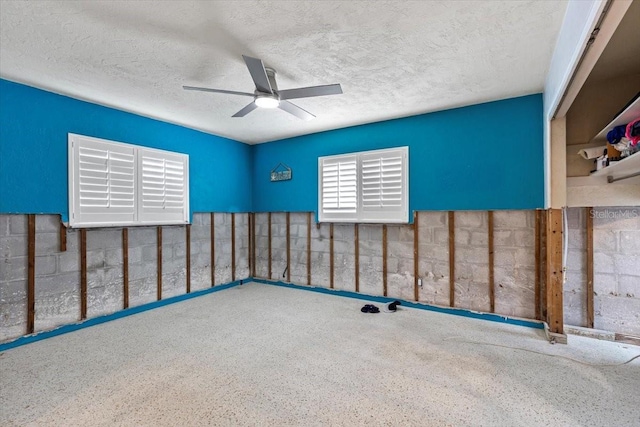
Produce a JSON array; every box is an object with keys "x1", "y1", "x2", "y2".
[
  {"x1": 231, "y1": 213, "x2": 236, "y2": 282},
  {"x1": 248, "y1": 213, "x2": 253, "y2": 278},
  {"x1": 586, "y1": 207, "x2": 594, "y2": 328},
  {"x1": 268, "y1": 212, "x2": 272, "y2": 280},
  {"x1": 354, "y1": 224, "x2": 360, "y2": 293},
  {"x1": 488, "y1": 211, "x2": 495, "y2": 313},
  {"x1": 211, "y1": 213, "x2": 215, "y2": 287},
  {"x1": 541, "y1": 213, "x2": 548, "y2": 320},
  {"x1": 382, "y1": 224, "x2": 388, "y2": 297},
  {"x1": 413, "y1": 211, "x2": 419, "y2": 302},
  {"x1": 59, "y1": 218, "x2": 67, "y2": 252},
  {"x1": 123, "y1": 228, "x2": 129, "y2": 309},
  {"x1": 329, "y1": 223, "x2": 334, "y2": 289},
  {"x1": 546, "y1": 209, "x2": 564, "y2": 335},
  {"x1": 251, "y1": 213, "x2": 257, "y2": 278},
  {"x1": 307, "y1": 212, "x2": 311, "y2": 286},
  {"x1": 286, "y1": 212, "x2": 291, "y2": 282},
  {"x1": 80, "y1": 228, "x2": 87, "y2": 320},
  {"x1": 157, "y1": 226, "x2": 162, "y2": 301},
  {"x1": 186, "y1": 225, "x2": 191, "y2": 293},
  {"x1": 534, "y1": 210, "x2": 541, "y2": 320},
  {"x1": 27, "y1": 214, "x2": 36, "y2": 334},
  {"x1": 448, "y1": 211, "x2": 455, "y2": 308}
]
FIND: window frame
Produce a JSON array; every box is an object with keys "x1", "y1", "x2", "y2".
[
  {"x1": 68, "y1": 133, "x2": 189, "y2": 228},
  {"x1": 318, "y1": 146, "x2": 409, "y2": 223}
]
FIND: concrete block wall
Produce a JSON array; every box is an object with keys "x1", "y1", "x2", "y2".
[
  {"x1": 565, "y1": 207, "x2": 640, "y2": 335},
  {"x1": 253, "y1": 210, "x2": 538, "y2": 320},
  {"x1": 1, "y1": 213, "x2": 249, "y2": 342}
]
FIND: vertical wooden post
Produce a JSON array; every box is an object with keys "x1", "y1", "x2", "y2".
[
  {"x1": 231, "y1": 213, "x2": 236, "y2": 282},
  {"x1": 354, "y1": 224, "x2": 360, "y2": 293},
  {"x1": 488, "y1": 211, "x2": 495, "y2": 313},
  {"x1": 210, "y1": 213, "x2": 215, "y2": 287},
  {"x1": 248, "y1": 213, "x2": 253, "y2": 278},
  {"x1": 27, "y1": 215, "x2": 36, "y2": 334},
  {"x1": 382, "y1": 224, "x2": 388, "y2": 297},
  {"x1": 413, "y1": 212, "x2": 420, "y2": 302},
  {"x1": 546, "y1": 208, "x2": 564, "y2": 334},
  {"x1": 307, "y1": 212, "x2": 311, "y2": 286},
  {"x1": 186, "y1": 225, "x2": 191, "y2": 293},
  {"x1": 157, "y1": 226, "x2": 162, "y2": 300},
  {"x1": 448, "y1": 211, "x2": 455, "y2": 308},
  {"x1": 268, "y1": 212, "x2": 272, "y2": 280},
  {"x1": 251, "y1": 213, "x2": 256, "y2": 278},
  {"x1": 534, "y1": 210, "x2": 542, "y2": 320},
  {"x1": 59, "y1": 220, "x2": 67, "y2": 252},
  {"x1": 586, "y1": 207, "x2": 594, "y2": 328},
  {"x1": 329, "y1": 223, "x2": 334, "y2": 289},
  {"x1": 122, "y1": 228, "x2": 129, "y2": 309},
  {"x1": 286, "y1": 212, "x2": 291, "y2": 282},
  {"x1": 80, "y1": 228, "x2": 87, "y2": 319}
]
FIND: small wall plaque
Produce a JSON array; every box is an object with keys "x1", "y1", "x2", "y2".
[{"x1": 270, "y1": 162, "x2": 292, "y2": 182}]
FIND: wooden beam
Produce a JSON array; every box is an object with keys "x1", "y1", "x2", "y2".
[
  {"x1": 27, "y1": 214, "x2": 36, "y2": 334},
  {"x1": 307, "y1": 212, "x2": 311, "y2": 286},
  {"x1": 59, "y1": 219, "x2": 67, "y2": 252},
  {"x1": 586, "y1": 207, "x2": 594, "y2": 328},
  {"x1": 252, "y1": 213, "x2": 257, "y2": 278},
  {"x1": 382, "y1": 224, "x2": 388, "y2": 297},
  {"x1": 80, "y1": 228, "x2": 87, "y2": 319},
  {"x1": 354, "y1": 224, "x2": 360, "y2": 293},
  {"x1": 248, "y1": 213, "x2": 253, "y2": 278},
  {"x1": 546, "y1": 208, "x2": 564, "y2": 335},
  {"x1": 211, "y1": 213, "x2": 215, "y2": 287},
  {"x1": 186, "y1": 225, "x2": 191, "y2": 293},
  {"x1": 413, "y1": 212, "x2": 419, "y2": 302},
  {"x1": 448, "y1": 211, "x2": 455, "y2": 308},
  {"x1": 488, "y1": 211, "x2": 495, "y2": 313},
  {"x1": 268, "y1": 212, "x2": 272, "y2": 280},
  {"x1": 541, "y1": 212, "x2": 548, "y2": 321},
  {"x1": 329, "y1": 223, "x2": 334, "y2": 289},
  {"x1": 122, "y1": 228, "x2": 129, "y2": 309},
  {"x1": 231, "y1": 213, "x2": 236, "y2": 282},
  {"x1": 534, "y1": 210, "x2": 542, "y2": 320},
  {"x1": 157, "y1": 226, "x2": 162, "y2": 300},
  {"x1": 286, "y1": 212, "x2": 291, "y2": 282}
]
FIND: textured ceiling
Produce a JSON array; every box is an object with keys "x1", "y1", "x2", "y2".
[{"x1": 0, "y1": 1, "x2": 567, "y2": 144}]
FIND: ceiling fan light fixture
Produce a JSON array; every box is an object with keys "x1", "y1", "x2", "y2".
[{"x1": 255, "y1": 95, "x2": 280, "y2": 109}]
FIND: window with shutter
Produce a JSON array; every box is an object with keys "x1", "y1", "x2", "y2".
[
  {"x1": 318, "y1": 147, "x2": 408, "y2": 223},
  {"x1": 68, "y1": 134, "x2": 189, "y2": 228}
]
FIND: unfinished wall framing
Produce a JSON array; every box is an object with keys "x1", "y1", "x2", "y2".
[{"x1": 0, "y1": 213, "x2": 250, "y2": 342}]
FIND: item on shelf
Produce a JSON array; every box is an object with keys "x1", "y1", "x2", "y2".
[
  {"x1": 595, "y1": 153, "x2": 608, "y2": 171},
  {"x1": 612, "y1": 137, "x2": 630, "y2": 152},
  {"x1": 607, "y1": 124, "x2": 628, "y2": 144},
  {"x1": 606, "y1": 142, "x2": 622, "y2": 161},
  {"x1": 626, "y1": 117, "x2": 640, "y2": 146},
  {"x1": 578, "y1": 145, "x2": 606, "y2": 160}
]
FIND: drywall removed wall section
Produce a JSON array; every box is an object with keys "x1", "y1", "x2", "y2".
[
  {"x1": 252, "y1": 210, "x2": 540, "y2": 320},
  {"x1": 565, "y1": 207, "x2": 640, "y2": 336},
  {"x1": 0, "y1": 213, "x2": 250, "y2": 343}
]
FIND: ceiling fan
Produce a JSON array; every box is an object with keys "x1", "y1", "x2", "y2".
[{"x1": 183, "y1": 55, "x2": 342, "y2": 120}]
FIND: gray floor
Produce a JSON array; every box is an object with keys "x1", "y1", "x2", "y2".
[{"x1": 1, "y1": 282, "x2": 639, "y2": 427}]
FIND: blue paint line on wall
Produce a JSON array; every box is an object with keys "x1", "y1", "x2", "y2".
[
  {"x1": 0, "y1": 79, "x2": 252, "y2": 219},
  {"x1": 252, "y1": 94, "x2": 544, "y2": 213},
  {"x1": 252, "y1": 278, "x2": 545, "y2": 330},
  {"x1": 0, "y1": 279, "x2": 248, "y2": 352}
]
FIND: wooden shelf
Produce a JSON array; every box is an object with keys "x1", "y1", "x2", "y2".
[{"x1": 592, "y1": 95, "x2": 640, "y2": 142}]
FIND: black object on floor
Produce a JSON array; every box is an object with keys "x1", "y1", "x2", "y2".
[
  {"x1": 361, "y1": 304, "x2": 380, "y2": 313},
  {"x1": 384, "y1": 300, "x2": 402, "y2": 312}
]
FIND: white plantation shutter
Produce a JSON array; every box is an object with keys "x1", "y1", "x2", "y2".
[
  {"x1": 138, "y1": 149, "x2": 188, "y2": 223},
  {"x1": 319, "y1": 147, "x2": 408, "y2": 223},
  {"x1": 68, "y1": 134, "x2": 189, "y2": 227},
  {"x1": 70, "y1": 135, "x2": 136, "y2": 226},
  {"x1": 320, "y1": 155, "x2": 358, "y2": 221},
  {"x1": 360, "y1": 148, "x2": 407, "y2": 221}
]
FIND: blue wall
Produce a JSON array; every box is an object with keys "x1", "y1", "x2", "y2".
[
  {"x1": 253, "y1": 94, "x2": 544, "y2": 214},
  {"x1": 0, "y1": 79, "x2": 252, "y2": 219}
]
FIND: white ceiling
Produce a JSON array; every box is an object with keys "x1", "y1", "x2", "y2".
[{"x1": 0, "y1": 1, "x2": 567, "y2": 144}]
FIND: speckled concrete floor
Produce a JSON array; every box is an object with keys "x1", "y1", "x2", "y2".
[{"x1": 1, "y1": 282, "x2": 639, "y2": 427}]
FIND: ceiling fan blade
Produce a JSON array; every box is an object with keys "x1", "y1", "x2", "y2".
[
  {"x1": 242, "y1": 55, "x2": 273, "y2": 94},
  {"x1": 278, "y1": 101, "x2": 315, "y2": 121},
  {"x1": 183, "y1": 86, "x2": 254, "y2": 97},
  {"x1": 278, "y1": 84, "x2": 343, "y2": 100},
  {"x1": 232, "y1": 102, "x2": 258, "y2": 117}
]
